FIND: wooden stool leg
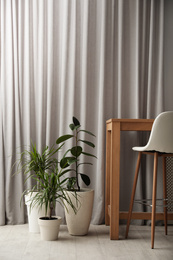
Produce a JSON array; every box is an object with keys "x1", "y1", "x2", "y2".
[
  {"x1": 163, "y1": 157, "x2": 168, "y2": 235},
  {"x1": 151, "y1": 152, "x2": 158, "y2": 249},
  {"x1": 125, "y1": 152, "x2": 142, "y2": 239}
]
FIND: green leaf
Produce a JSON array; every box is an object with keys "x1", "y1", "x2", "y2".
[
  {"x1": 67, "y1": 157, "x2": 77, "y2": 165},
  {"x1": 82, "y1": 152, "x2": 97, "y2": 159},
  {"x1": 78, "y1": 162, "x2": 93, "y2": 167},
  {"x1": 59, "y1": 168, "x2": 75, "y2": 177},
  {"x1": 42, "y1": 146, "x2": 49, "y2": 156},
  {"x1": 79, "y1": 129, "x2": 96, "y2": 137},
  {"x1": 69, "y1": 124, "x2": 75, "y2": 130},
  {"x1": 73, "y1": 117, "x2": 80, "y2": 126},
  {"x1": 60, "y1": 157, "x2": 76, "y2": 168},
  {"x1": 69, "y1": 123, "x2": 80, "y2": 131},
  {"x1": 80, "y1": 174, "x2": 90, "y2": 186},
  {"x1": 56, "y1": 135, "x2": 73, "y2": 144},
  {"x1": 60, "y1": 157, "x2": 69, "y2": 168},
  {"x1": 71, "y1": 146, "x2": 82, "y2": 157},
  {"x1": 79, "y1": 139, "x2": 95, "y2": 148}
]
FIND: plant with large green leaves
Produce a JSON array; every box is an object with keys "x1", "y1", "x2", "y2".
[{"x1": 56, "y1": 117, "x2": 97, "y2": 191}]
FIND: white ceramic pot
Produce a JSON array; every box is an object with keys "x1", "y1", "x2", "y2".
[
  {"x1": 64, "y1": 188, "x2": 94, "y2": 236},
  {"x1": 25, "y1": 192, "x2": 47, "y2": 233},
  {"x1": 38, "y1": 216, "x2": 62, "y2": 241}
]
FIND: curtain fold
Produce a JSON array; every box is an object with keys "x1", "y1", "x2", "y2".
[{"x1": 0, "y1": 0, "x2": 169, "y2": 225}]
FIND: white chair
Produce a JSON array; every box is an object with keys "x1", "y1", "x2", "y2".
[{"x1": 125, "y1": 111, "x2": 173, "y2": 249}]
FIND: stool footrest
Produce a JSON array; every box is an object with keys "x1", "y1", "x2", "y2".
[{"x1": 134, "y1": 198, "x2": 173, "y2": 208}]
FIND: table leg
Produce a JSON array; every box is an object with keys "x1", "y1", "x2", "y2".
[
  {"x1": 110, "y1": 122, "x2": 120, "y2": 239},
  {"x1": 105, "y1": 126, "x2": 111, "y2": 225}
]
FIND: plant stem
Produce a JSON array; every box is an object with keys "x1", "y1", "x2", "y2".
[{"x1": 76, "y1": 129, "x2": 80, "y2": 191}]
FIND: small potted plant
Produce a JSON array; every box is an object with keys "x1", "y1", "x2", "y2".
[
  {"x1": 30, "y1": 158, "x2": 77, "y2": 241},
  {"x1": 56, "y1": 117, "x2": 97, "y2": 235},
  {"x1": 12, "y1": 143, "x2": 62, "y2": 233}
]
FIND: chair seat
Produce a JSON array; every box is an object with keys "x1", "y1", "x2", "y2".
[{"x1": 133, "y1": 112, "x2": 173, "y2": 153}]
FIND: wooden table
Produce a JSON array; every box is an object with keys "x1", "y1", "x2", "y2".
[
  {"x1": 105, "y1": 118, "x2": 154, "y2": 240},
  {"x1": 105, "y1": 118, "x2": 173, "y2": 240}
]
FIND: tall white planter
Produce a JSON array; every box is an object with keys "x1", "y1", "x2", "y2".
[
  {"x1": 25, "y1": 192, "x2": 47, "y2": 233},
  {"x1": 64, "y1": 188, "x2": 94, "y2": 236},
  {"x1": 38, "y1": 217, "x2": 62, "y2": 241}
]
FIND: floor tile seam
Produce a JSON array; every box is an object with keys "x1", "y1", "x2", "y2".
[
  {"x1": 21, "y1": 235, "x2": 34, "y2": 259},
  {"x1": 94, "y1": 225, "x2": 107, "y2": 260}
]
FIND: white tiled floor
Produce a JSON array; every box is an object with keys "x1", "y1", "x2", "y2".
[{"x1": 0, "y1": 224, "x2": 173, "y2": 260}]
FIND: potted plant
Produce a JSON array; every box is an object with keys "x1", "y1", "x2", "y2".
[
  {"x1": 30, "y1": 158, "x2": 77, "y2": 241},
  {"x1": 12, "y1": 143, "x2": 61, "y2": 233},
  {"x1": 56, "y1": 117, "x2": 97, "y2": 235}
]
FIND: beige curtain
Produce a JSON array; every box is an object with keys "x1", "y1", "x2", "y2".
[{"x1": 0, "y1": 0, "x2": 171, "y2": 225}]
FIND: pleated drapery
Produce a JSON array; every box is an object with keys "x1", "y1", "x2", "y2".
[{"x1": 0, "y1": 0, "x2": 172, "y2": 225}]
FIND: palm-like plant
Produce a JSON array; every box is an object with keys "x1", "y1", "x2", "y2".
[
  {"x1": 29, "y1": 161, "x2": 77, "y2": 219},
  {"x1": 56, "y1": 117, "x2": 97, "y2": 191},
  {"x1": 12, "y1": 143, "x2": 60, "y2": 191},
  {"x1": 12, "y1": 142, "x2": 76, "y2": 214}
]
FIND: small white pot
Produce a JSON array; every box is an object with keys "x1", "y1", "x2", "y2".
[
  {"x1": 38, "y1": 216, "x2": 62, "y2": 241},
  {"x1": 64, "y1": 188, "x2": 94, "y2": 236},
  {"x1": 25, "y1": 192, "x2": 48, "y2": 233}
]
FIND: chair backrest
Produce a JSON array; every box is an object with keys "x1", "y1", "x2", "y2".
[{"x1": 143, "y1": 111, "x2": 173, "y2": 153}]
